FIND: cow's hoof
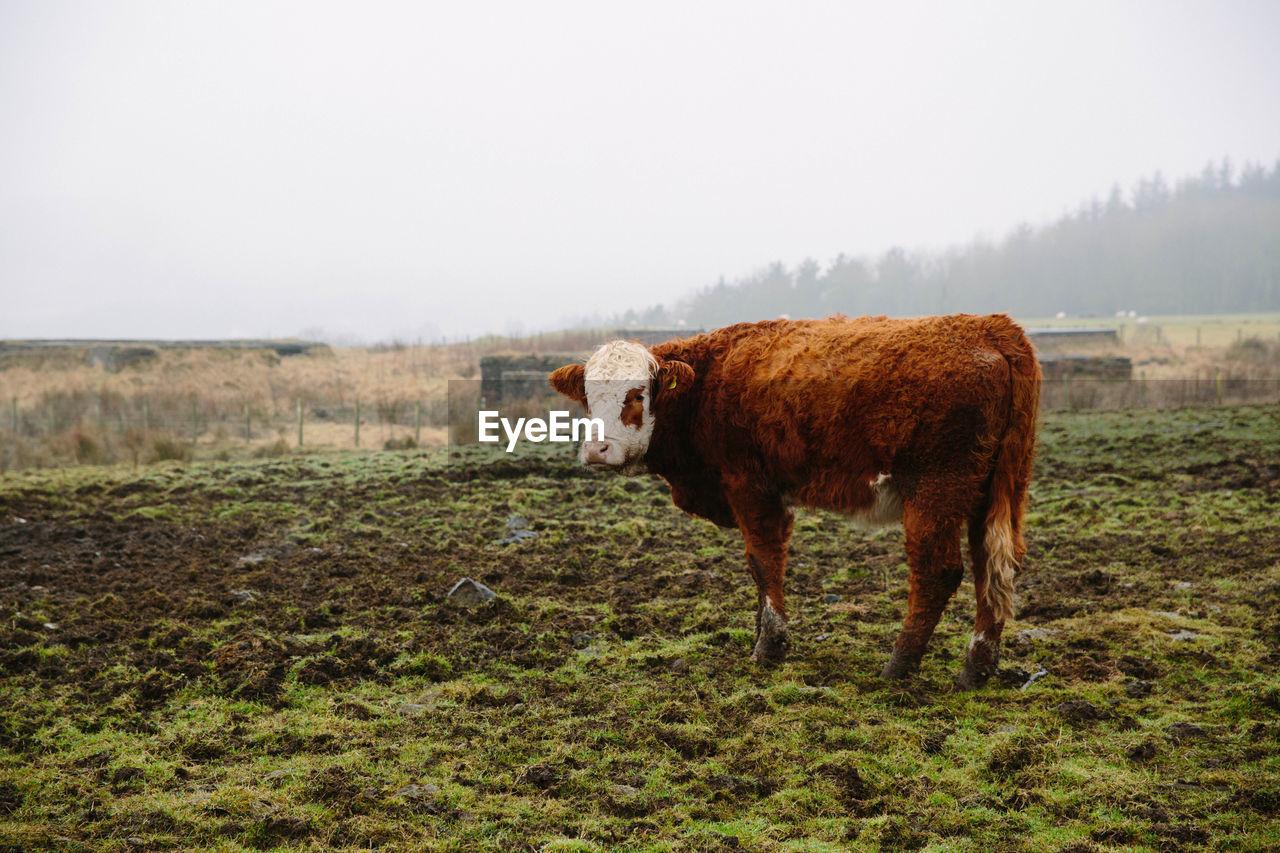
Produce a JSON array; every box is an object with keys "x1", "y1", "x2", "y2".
[
  {"x1": 750, "y1": 625, "x2": 789, "y2": 664},
  {"x1": 750, "y1": 633, "x2": 788, "y2": 665},
  {"x1": 956, "y1": 661, "x2": 993, "y2": 691},
  {"x1": 750, "y1": 603, "x2": 789, "y2": 665},
  {"x1": 958, "y1": 638, "x2": 999, "y2": 690},
  {"x1": 880, "y1": 649, "x2": 918, "y2": 681}
]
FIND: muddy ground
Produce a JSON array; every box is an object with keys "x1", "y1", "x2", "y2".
[{"x1": 1, "y1": 405, "x2": 1278, "y2": 851}]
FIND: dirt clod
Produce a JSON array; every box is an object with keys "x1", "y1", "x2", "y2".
[
  {"x1": 1054, "y1": 700, "x2": 1110, "y2": 723},
  {"x1": 1165, "y1": 722, "x2": 1207, "y2": 743},
  {"x1": 0, "y1": 781, "x2": 22, "y2": 816},
  {"x1": 1118, "y1": 656, "x2": 1160, "y2": 679},
  {"x1": 1124, "y1": 680, "x2": 1154, "y2": 698},
  {"x1": 1128, "y1": 741, "x2": 1157, "y2": 763},
  {"x1": 519, "y1": 764, "x2": 560, "y2": 791}
]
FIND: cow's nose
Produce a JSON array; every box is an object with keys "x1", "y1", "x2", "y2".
[{"x1": 582, "y1": 441, "x2": 611, "y2": 465}]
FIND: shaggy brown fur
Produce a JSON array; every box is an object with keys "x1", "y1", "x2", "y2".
[{"x1": 550, "y1": 314, "x2": 1040, "y2": 688}]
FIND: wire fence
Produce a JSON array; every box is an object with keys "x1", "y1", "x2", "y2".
[
  {"x1": 1, "y1": 390, "x2": 451, "y2": 470},
  {"x1": 1041, "y1": 374, "x2": 1280, "y2": 410}
]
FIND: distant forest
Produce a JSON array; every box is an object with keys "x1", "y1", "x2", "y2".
[{"x1": 605, "y1": 159, "x2": 1280, "y2": 328}]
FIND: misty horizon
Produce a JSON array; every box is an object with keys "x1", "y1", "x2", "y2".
[{"x1": 4, "y1": 1, "x2": 1279, "y2": 343}]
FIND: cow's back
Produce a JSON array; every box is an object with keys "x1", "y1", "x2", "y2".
[{"x1": 653, "y1": 314, "x2": 1032, "y2": 515}]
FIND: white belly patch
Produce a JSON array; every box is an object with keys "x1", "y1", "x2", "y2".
[{"x1": 849, "y1": 473, "x2": 903, "y2": 529}]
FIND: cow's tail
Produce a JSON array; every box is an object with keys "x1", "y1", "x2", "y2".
[{"x1": 982, "y1": 326, "x2": 1041, "y2": 624}]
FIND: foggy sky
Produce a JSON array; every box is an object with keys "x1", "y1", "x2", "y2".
[{"x1": 2, "y1": 1, "x2": 1278, "y2": 342}]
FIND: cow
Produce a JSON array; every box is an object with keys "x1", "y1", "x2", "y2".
[{"x1": 548, "y1": 314, "x2": 1040, "y2": 689}]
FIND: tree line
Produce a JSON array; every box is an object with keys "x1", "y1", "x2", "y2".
[{"x1": 604, "y1": 159, "x2": 1280, "y2": 327}]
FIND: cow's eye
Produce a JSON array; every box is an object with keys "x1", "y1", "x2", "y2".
[{"x1": 620, "y1": 388, "x2": 646, "y2": 428}]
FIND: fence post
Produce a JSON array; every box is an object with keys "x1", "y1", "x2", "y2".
[
  {"x1": 1139, "y1": 371, "x2": 1147, "y2": 408},
  {"x1": 10, "y1": 397, "x2": 16, "y2": 435},
  {"x1": 415, "y1": 400, "x2": 421, "y2": 445},
  {"x1": 297, "y1": 399, "x2": 303, "y2": 447},
  {"x1": 355, "y1": 396, "x2": 361, "y2": 448},
  {"x1": 190, "y1": 395, "x2": 199, "y2": 445},
  {"x1": 1215, "y1": 366, "x2": 1223, "y2": 405},
  {"x1": 1064, "y1": 373, "x2": 1073, "y2": 410},
  {"x1": 143, "y1": 396, "x2": 151, "y2": 434},
  {"x1": 244, "y1": 399, "x2": 251, "y2": 442}
]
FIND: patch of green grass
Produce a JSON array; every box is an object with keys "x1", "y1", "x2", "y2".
[{"x1": 1, "y1": 406, "x2": 1279, "y2": 849}]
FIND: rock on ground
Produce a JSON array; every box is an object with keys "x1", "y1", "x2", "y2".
[{"x1": 447, "y1": 577, "x2": 497, "y2": 605}]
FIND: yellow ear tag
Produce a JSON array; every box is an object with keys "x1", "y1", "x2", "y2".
[{"x1": 666, "y1": 375, "x2": 678, "y2": 390}]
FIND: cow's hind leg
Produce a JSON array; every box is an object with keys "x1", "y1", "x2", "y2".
[
  {"x1": 881, "y1": 508, "x2": 964, "y2": 680},
  {"x1": 958, "y1": 516, "x2": 1005, "y2": 690},
  {"x1": 734, "y1": 499, "x2": 794, "y2": 665}
]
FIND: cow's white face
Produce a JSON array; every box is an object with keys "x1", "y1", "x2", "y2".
[
  {"x1": 549, "y1": 341, "x2": 694, "y2": 476},
  {"x1": 581, "y1": 340, "x2": 658, "y2": 474}
]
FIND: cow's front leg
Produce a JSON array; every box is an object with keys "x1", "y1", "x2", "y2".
[
  {"x1": 746, "y1": 550, "x2": 788, "y2": 663},
  {"x1": 732, "y1": 494, "x2": 794, "y2": 665}
]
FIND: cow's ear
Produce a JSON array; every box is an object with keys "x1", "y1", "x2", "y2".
[
  {"x1": 654, "y1": 360, "x2": 694, "y2": 402},
  {"x1": 549, "y1": 364, "x2": 586, "y2": 406}
]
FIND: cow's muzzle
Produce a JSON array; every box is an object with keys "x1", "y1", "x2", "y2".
[
  {"x1": 583, "y1": 438, "x2": 616, "y2": 466},
  {"x1": 581, "y1": 441, "x2": 612, "y2": 466}
]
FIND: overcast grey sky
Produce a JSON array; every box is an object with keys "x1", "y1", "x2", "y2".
[{"x1": 2, "y1": 1, "x2": 1278, "y2": 341}]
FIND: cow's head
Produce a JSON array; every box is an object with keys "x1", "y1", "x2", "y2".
[{"x1": 549, "y1": 340, "x2": 693, "y2": 474}]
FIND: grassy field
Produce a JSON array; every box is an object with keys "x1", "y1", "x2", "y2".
[{"x1": 1, "y1": 405, "x2": 1279, "y2": 851}]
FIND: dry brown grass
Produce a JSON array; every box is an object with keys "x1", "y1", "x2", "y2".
[
  {"x1": 0, "y1": 331, "x2": 611, "y2": 412},
  {"x1": 0, "y1": 345, "x2": 447, "y2": 413},
  {"x1": 0, "y1": 335, "x2": 601, "y2": 469}
]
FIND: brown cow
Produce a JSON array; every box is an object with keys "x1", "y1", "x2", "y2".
[{"x1": 549, "y1": 314, "x2": 1040, "y2": 688}]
